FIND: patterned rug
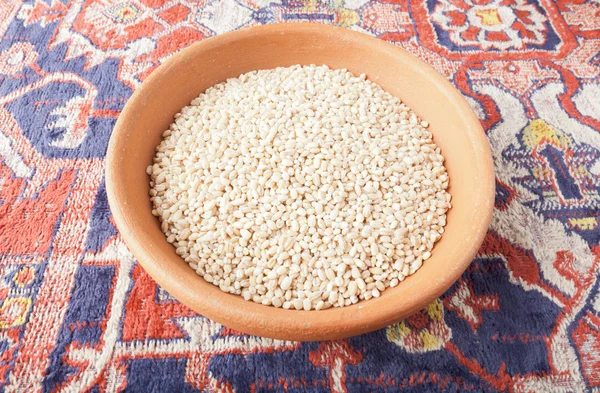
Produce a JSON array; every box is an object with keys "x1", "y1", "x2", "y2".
[{"x1": 1, "y1": 0, "x2": 599, "y2": 391}]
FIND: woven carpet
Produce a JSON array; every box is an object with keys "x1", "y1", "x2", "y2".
[{"x1": 1, "y1": 0, "x2": 599, "y2": 391}]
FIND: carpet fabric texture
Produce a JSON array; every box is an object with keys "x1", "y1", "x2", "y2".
[{"x1": 0, "y1": 0, "x2": 599, "y2": 391}]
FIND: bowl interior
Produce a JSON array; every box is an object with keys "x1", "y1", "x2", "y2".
[{"x1": 106, "y1": 24, "x2": 494, "y2": 341}]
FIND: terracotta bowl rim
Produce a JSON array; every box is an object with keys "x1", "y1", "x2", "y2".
[{"x1": 106, "y1": 23, "x2": 495, "y2": 341}]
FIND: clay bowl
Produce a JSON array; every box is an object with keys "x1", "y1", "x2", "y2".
[{"x1": 106, "y1": 23, "x2": 494, "y2": 341}]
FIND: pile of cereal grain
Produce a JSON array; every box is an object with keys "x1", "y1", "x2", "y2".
[{"x1": 147, "y1": 65, "x2": 450, "y2": 310}]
